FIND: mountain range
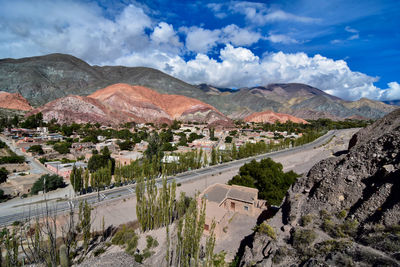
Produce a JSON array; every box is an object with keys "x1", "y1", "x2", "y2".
[
  {"x1": 29, "y1": 83, "x2": 232, "y2": 126},
  {"x1": 0, "y1": 53, "x2": 398, "y2": 122}
]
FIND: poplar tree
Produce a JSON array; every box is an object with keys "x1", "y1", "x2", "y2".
[
  {"x1": 70, "y1": 166, "x2": 83, "y2": 193},
  {"x1": 83, "y1": 168, "x2": 89, "y2": 191},
  {"x1": 79, "y1": 200, "x2": 91, "y2": 251},
  {"x1": 211, "y1": 147, "x2": 217, "y2": 165}
]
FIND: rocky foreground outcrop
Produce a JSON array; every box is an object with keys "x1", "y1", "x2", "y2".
[
  {"x1": 30, "y1": 83, "x2": 231, "y2": 126},
  {"x1": 244, "y1": 110, "x2": 308, "y2": 124},
  {"x1": 0, "y1": 91, "x2": 32, "y2": 111},
  {"x1": 240, "y1": 109, "x2": 400, "y2": 266}
]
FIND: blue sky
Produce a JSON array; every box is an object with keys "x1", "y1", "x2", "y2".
[{"x1": 0, "y1": 0, "x2": 399, "y2": 101}]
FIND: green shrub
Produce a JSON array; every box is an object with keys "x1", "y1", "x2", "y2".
[
  {"x1": 300, "y1": 214, "x2": 313, "y2": 226},
  {"x1": 340, "y1": 219, "x2": 359, "y2": 237},
  {"x1": 292, "y1": 229, "x2": 317, "y2": 248},
  {"x1": 146, "y1": 235, "x2": 158, "y2": 249},
  {"x1": 93, "y1": 247, "x2": 106, "y2": 256},
  {"x1": 315, "y1": 239, "x2": 352, "y2": 255},
  {"x1": 134, "y1": 253, "x2": 143, "y2": 263},
  {"x1": 321, "y1": 218, "x2": 358, "y2": 238},
  {"x1": 112, "y1": 225, "x2": 138, "y2": 255},
  {"x1": 320, "y1": 210, "x2": 332, "y2": 220},
  {"x1": 0, "y1": 167, "x2": 8, "y2": 184},
  {"x1": 12, "y1": 220, "x2": 22, "y2": 226},
  {"x1": 255, "y1": 222, "x2": 276, "y2": 240},
  {"x1": 321, "y1": 218, "x2": 335, "y2": 235},
  {"x1": 53, "y1": 142, "x2": 71, "y2": 154},
  {"x1": 0, "y1": 154, "x2": 25, "y2": 164},
  {"x1": 27, "y1": 145, "x2": 44, "y2": 155},
  {"x1": 272, "y1": 246, "x2": 290, "y2": 264},
  {"x1": 336, "y1": 210, "x2": 347, "y2": 220},
  {"x1": 39, "y1": 157, "x2": 49, "y2": 164}
]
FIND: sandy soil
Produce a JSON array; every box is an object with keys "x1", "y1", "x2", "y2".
[{"x1": 0, "y1": 173, "x2": 40, "y2": 196}]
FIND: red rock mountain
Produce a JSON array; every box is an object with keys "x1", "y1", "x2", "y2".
[
  {"x1": 0, "y1": 91, "x2": 32, "y2": 111},
  {"x1": 244, "y1": 110, "x2": 308, "y2": 124},
  {"x1": 30, "y1": 83, "x2": 231, "y2": 125}
]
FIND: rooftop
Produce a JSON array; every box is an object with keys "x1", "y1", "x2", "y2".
[{"x1": 202, "y1": 183, "x2": 258, "y2": 205}]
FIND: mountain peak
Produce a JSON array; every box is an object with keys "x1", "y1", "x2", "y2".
[
  {"x1": 0, "y1": 91, "x2": 32, "y2": 111},
  {"x1": 244, "y1": 110, "x2": 308, "y2": 124}
]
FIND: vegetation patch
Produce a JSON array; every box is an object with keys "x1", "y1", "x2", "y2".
[
  {"x1": 112, "y1": 225, "x2": 139, "y2": 256},
  {"x1": 292, "y1": 229, "x2": 317, "y2": 249},
  {"x1": 31, "y1": 174, "x2": 65, "y2": 195},
  {"x1": 254, "y1": 222, "x2": 276, "y2": 240},
  {"x1": 228, "y1": 158, "x2": 299, "y2": 206},
  {"x1": 300, "y1": 214, "x2": 313, "y2": 226}
]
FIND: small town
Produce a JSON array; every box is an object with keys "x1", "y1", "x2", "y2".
[{"x1": 0, "y1": 118, "x2": 305, "y2": 198}]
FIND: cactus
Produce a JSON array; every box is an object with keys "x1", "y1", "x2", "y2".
[{"x1": 59, "y1": 244, "x2": 69, "y2": 267}]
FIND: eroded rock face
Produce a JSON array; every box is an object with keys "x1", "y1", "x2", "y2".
[
  {"x1": 0, "y1": 91, "x2": 32, "y2": 111},
  {"x1": 244, "y1": 110, "x2": 308, "y2": 124},
  {"x1": 239, "y1": 109, "x2": 400, "y2": 266},
  {"x1": 30, "y1": 83, "x2": 232, "y2": 125}
]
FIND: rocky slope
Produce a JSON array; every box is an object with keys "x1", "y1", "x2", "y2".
[
  {"x1": 1, "y1": 53, "x2": 397, "y2": 120},
  {"x1": 0, "y1": 91, "x2": 32, "y2": 111},
  {"x1": 243, "y1": 110, "x2": 308, "y2": 124},
  {"x1": 240, "y1": 109, "x2": 400, "y2": 266},
  {"x1": 30, "y1": 83, "x2": 231, "y2": 126}
]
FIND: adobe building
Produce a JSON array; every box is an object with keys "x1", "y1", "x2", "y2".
[{"x1": 198, "y1": 183, "x2": 267, "y2": 238}]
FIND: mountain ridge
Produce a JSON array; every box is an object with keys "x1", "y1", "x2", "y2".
[
  {"x1": 29, "y1": 83, "x2": 232, "y2": 126},
  {"x1": 1, "y1": 53, "x2": 397, "y2": 120}
]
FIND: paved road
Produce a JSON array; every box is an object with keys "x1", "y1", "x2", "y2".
[
  {"x1": 0, "y1": 135, "x2": 51, "y2": 175},
  {"x1": 0, "y1": 130, "x2": 339, "y2": 226}
]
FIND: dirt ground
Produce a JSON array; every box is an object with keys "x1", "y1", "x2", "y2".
[{"x1": 0, "y1": 173, "x2": 40, "y2": 196}]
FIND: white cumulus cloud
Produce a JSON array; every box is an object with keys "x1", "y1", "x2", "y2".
[
  {"x1": 267, "y1": 34, "x2": 299, "y2": 44},
  {"x1": 184, "y1": 27, "x2": 221, "y2": 54},
  {"x1": 230, "y1": 2, "x2": 319, "y2": 25}
]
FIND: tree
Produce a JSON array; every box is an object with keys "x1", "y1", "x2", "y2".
[
  {"x1": 79, "y1": 200, "x2": 92, "y2": 251},
  {"x1": 83, "y1": 169, "x2": 89, "y2": 191},
  {"x1": 210, "y1": 127, "x2": 218, "y2": 141},
  {"x1": 171, "y1": 120, "x2": 181, "y2": 130},
  {"x1": 20, "y1": 112, "x2": 43, "y2": 128},
  {"x1": 145, "y1": 132, "x2": 163, "y2": 162},
  {"x1": 70, "y1": 165, "x2": 83, "y2": 193},
  {"x1": 31, "y1": 174, "x2": 65, "y2": 195},
  {"x1": 0, "y1": 167, "x2": 8, "y2": 184},
  {"x1": 228, "y1": 158, "x2": 299, "y2": 206},
  {"x1": 117, "y1": 140, "x2": 134, "y2": 151},
  {"x1": 160, "y1": 129, "x2": 173, "y2": 143},
  {"x1": 225, "y1": 136, "x2": 233, "y2": 143},
  {"x1": 178, "y1": 133, "x2": 188, "y2": 146},
  {"x1": 211, "y1": 147, "x2": 217, "y2": 165},
  {"x1": 11, "y1": 115, "x2": 19, "y2": 127},
  {"x1": 28, "y1": 145, "x2": 44, "y2": 155},
  {"x1": 231, "y1": 142, "x2": 237, "y2": 160},
  {"x1": 53, "y1": 142, "x2": 70, "y2": 154},
  {"x1": 88, "y1": 147, "x2": 115, "y2": 173}
]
